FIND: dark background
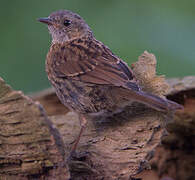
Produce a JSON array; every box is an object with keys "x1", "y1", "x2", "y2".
[{"x1": 0, "y1": 0, "x2": 194, "y2": 93}]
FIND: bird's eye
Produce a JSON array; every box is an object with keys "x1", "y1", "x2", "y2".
[{"x1": 63, "y1": 19, "x2": 71, "y2": 26}]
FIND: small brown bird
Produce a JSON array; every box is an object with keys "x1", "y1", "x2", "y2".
[{"x1": 38, "y1": 10, "x2": 183, "y2": 153}]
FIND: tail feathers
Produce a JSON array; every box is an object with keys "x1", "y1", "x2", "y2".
[
  {"x1": 137, "y1": 91, "x2": 183, "y2": 112},
  {"x1": 166, "y1": 98, "x2": 184, "y2": 111},
  {"x1": 118, "y1": 88, "x2": 183, "y2": 112}
]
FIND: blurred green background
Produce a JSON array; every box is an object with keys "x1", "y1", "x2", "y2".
[{"x1": 0, "y1": 0, "x2": 194, "y2": 93}]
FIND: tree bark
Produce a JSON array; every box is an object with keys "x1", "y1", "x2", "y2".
[
  {"x1": 1, "y1": 52, "x2": 194, "y2": 180},
  {"x1": 0, "y1": 78, "x2": 70, "y2": 180}
]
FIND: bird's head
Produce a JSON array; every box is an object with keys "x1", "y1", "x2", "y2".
[{"x1": 38, "y1": 10, "x2": 92, "y2": 43}]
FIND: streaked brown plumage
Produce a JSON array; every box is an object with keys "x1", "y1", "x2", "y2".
[{"x1": 38, "y1": 10, "x2": 183, "y2": 153}]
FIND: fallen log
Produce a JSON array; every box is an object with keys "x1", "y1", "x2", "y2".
[{"x1": 1, "y1": 51, "x2": 193, "y2": 180}]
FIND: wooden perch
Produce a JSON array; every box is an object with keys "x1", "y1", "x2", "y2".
[
  {"x1": 0, "y1": 51, "x2": 194, "y2": 180},
  {"x1": 0, "y1": 78, "x2": 70, "y2": 179}
]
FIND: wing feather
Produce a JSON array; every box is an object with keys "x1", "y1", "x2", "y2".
[{"x1": 51, "y1": 39, "x2": 140, "y2": 91}]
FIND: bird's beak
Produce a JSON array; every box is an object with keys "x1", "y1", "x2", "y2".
[{"x1": 38, "y1": 17, "x2": 53, "y2": 25}]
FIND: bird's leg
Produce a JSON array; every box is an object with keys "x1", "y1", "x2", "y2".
[{"x1": 70, "y1": 114, "x2": 87, "y2": 156}]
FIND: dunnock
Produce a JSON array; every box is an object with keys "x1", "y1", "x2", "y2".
[{"x1": 38, "y1": 10, "x2": 183, "y2": 153}]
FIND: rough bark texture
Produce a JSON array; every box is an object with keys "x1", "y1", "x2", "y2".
[
  {"x1": 0, "y1": 78, "x2": 70, "y2": 180},
  {"x1": 150, "y1": 76, "x2": 195, "y2": 180},
  {"x1": 0, "y1": 51, "x2": 194, "y2": 180}
]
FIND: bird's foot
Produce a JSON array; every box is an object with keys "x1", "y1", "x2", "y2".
[{"x1": 67, "y1": 150, "x2": 89, "y2": 163}]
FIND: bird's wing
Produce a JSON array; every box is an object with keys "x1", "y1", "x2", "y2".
[{"x1": 51, "y1": 39, "x2": 140, "y2": 91}]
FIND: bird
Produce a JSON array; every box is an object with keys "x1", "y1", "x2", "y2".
[{"x1": 38, "y1": 10, "x2": 183, "y2": 154}]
